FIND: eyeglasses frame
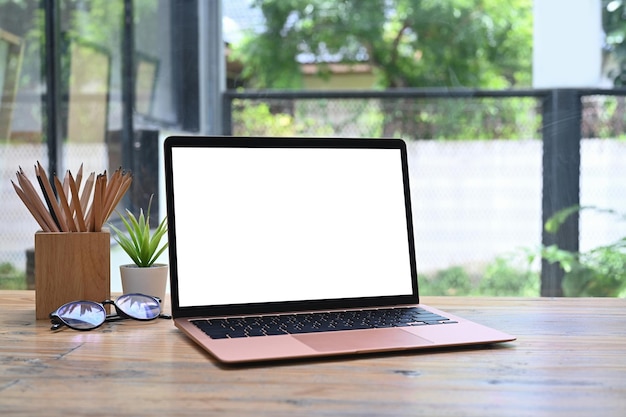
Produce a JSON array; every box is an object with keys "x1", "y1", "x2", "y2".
[{"x1": 49, "y1": 293, "x2": 170, "y2": 331}]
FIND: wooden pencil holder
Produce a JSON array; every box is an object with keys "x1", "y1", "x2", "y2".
[{"x1": 34, "y1": 230, "x2": 110, "y2": 320}]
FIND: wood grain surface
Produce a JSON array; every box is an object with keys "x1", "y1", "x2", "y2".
[
  {"x1": 34, "y1": 232, "x2": 110, "y2": 319},
  {"x1": 1, "y1": 291, "x2": 625, "y2": 417}
]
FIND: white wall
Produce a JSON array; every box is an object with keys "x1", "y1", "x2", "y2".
[{"x1": 533, "y1": 0, "x2": 604, "y2": 88}]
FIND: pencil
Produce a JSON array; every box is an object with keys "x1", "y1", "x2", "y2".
[
  {"x1": 101, "y1": 168, "x2": 121, "y2": 219},
  {"x1": 80, "y1": 172, "x2": 95, "y2": 223},
  {"x1": 54, "y1": 175, "x2": 78, "y2": 232},
  {"x1": 103, "y1": 171, "x2": 133, "y2": 223},
  {"x1": 11, "y1": 180, "x2": 52, "y2": 232},
  {"x1": 62, "y1": 170, "x2": 70, "y2": 202},
  {"x1": 16, "y1": 169, "x2": 60, "y2": 232},
  {"x1": 12, "y1": 163, "x2": 133, "y2": 234},
  {"x1": 92, "y1": 174, "x2": 103, "y2": 232},
  {"x1": 34, "y1": 170, "x2": 62, "y2": 231},
  {"x1": 36, "y1": 162, "x2": 68, "y2": 232},
  {"x1": 68, "y1": 172, "x2": 87, "y2": 232},
  {"x1": 75, "y1": 163, "x2": 84, "y2": 191}
]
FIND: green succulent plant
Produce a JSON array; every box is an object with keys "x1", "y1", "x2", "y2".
[{"x1": 109, "y1": 197, "x2": 168, "y2": 267}]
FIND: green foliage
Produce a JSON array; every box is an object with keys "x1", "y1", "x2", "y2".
[
  {"x1": 232, "y1": 1, "x2": 535, "y2": 141},
  {"x1": 540, "y1": 205, "x2": 626, "y2": 297},
  {"x1": 0, "y1": 263, "x2": 26, "y2": 290},
  {"x1": 582, "y1": 97, "x2": 626, "y2": 139},
  {"x1": 379, "y1": 96, "x2": 539, "y2": 140},
  {"x1": 232, "y1": 100, "x2": 334, "y2": 136},
  {"x1": 297, "y1": 99, "x2": 384, "y2": 137},
  {"x1": 233, "y1": 101, "x2": 296, "y2": 136},
  {"x1": 602, "y1": 0, "x2": 626, "y2": 85},
  {"x1": 109, "y1": 196, "x2": 168, "y2": 268},
  {"x1": 562, "y1": 245, "x2": 626, "y2": 297},
  {"x1": 234, "y1": 0, "x2": 533, "y2": 89},
  {"x1": 478, "y1": 256, "x2": 539, "y2": 296},
  {"x1": 420, "y1": 266, "x2": 472, "y2": 296},
  {"x1": 5, "y1": 0, "x2": 158, "y2": 91},
  {"x1": 419, "y1": 255, "x2": 539, "y2": 297},
  {"x1": 285, "y1": 195, "x2": 618, "y2": 301},
  {"x1": 233, "y1": 96, "x2": 540, "y2": 140}
]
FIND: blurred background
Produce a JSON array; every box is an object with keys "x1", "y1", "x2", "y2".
[{"x1": 1, "y1": 0, "x2": 625, "y2": 297}]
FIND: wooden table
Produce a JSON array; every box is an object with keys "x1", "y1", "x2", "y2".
[{"x1": 1, "y1": 291, "x2": 625, "y2": 417}]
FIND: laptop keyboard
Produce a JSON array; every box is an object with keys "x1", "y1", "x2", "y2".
[{"x1": 191, "y1": 307, "x2": 457, "y2": 339}]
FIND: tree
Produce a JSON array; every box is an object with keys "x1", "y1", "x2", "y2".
[
  {"x1": 231, "y1": 0, "x2": 535, "y2": 141},
  {"x1": 603, "y1": 0, "x2": 626, "y2": 85},
  {"x1": 233, "y1": 0, "x2": 533, "y2": 89}
]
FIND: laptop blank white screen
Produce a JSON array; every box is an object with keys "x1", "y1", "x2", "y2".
[{"x1": 171, "y1": 146, "x2": 414, "y2": 307}]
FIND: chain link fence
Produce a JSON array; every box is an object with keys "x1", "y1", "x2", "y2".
[
  {"x1": 225, "y1": 90, "x2": 626, "y2": 295},
  {"x1": 228, "y1": 93, "x2": 543, "y2": 280},
  {"x1": 3, "y1": 90, "x2": 626, "y2": 295}
]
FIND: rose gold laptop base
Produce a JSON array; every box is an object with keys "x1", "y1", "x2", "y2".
[{"x1": 174, "y1": 304, "x2": 515, "y2": 364}]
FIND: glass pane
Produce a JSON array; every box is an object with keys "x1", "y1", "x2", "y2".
[
  {"x1": 61, "y1": 1, "x2": 121, "y2": 175},
  {"x1": 1, "y1": 0, "x2": 43, "y2": 290},
  {"x1": 1, "y1": 0, "x2": 206, "y2": 291}
]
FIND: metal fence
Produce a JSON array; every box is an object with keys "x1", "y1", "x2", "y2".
[
  {"x1": 3, "y1": 87, "x2": 626, "y2": 296},
  {"x1": 223, "y1": 88, "x2": 626, "y2": 296}
]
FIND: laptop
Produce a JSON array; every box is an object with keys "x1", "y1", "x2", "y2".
[{"x1": 163, "y1": 135, "x2": 515, "y2": 364}]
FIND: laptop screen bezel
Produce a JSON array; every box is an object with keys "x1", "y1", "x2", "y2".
[{"x1": 163, "y1": 136, "x2": 420, "y2": 319}]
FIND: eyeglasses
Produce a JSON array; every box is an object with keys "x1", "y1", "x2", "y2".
[{"x1": 49, "y1": 293, "x2": 170, "y2": 331}]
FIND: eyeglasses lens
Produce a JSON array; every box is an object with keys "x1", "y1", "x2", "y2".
[
  {"x1": 116, "y1": 294, "x2": 161, "y2": 320},
  {"x1": 56, "y1": 301, "x2": 107, "y2": 330}
]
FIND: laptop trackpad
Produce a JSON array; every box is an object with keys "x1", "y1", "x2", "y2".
[{"x1": 294, "y1": 329, "x2": 434, "y2": 353}]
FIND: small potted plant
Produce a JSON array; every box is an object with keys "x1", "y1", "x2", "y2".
[{"x1": 109, "y1": 196, "x2": 169, "y2": 303}]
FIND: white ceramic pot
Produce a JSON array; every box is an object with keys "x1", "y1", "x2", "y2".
[{"x1": 119, "y1": 263, "x2": 169, "y2": 307}]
